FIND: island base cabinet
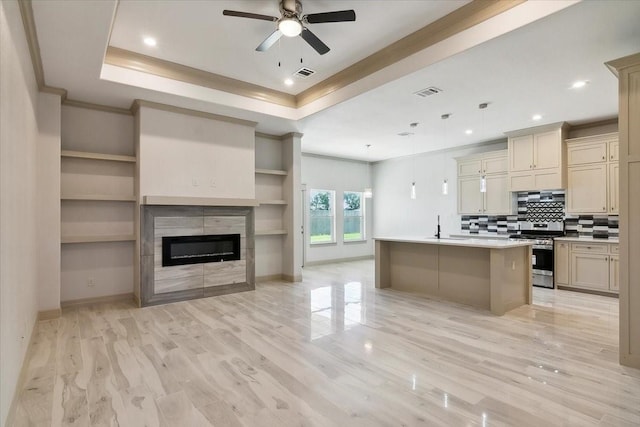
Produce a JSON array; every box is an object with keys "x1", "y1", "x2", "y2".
[
  {"x1": 375, "y1": 239, "x2": 531, "y2": 315},
  {"x1": 610, "y1": 255, "x2": 620, "y2": 291}
]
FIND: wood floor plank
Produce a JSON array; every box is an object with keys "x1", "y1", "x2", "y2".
[{"x1": 12, "y1": 260, "x2": 640, "y2": 427}]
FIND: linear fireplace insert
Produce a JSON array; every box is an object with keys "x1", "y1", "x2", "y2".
[{"x1": 162, "y1": 234, "x2": 241, "y2": 267}]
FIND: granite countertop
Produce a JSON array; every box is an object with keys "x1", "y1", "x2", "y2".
[
  {"x1": 373, "y1": 236, "x2": 533, "y2": 249},
  {"x1": 555, "y1": 236, "x2": 619, "y2": 243}
]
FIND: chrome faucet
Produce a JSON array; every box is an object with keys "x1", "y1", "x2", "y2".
[{"x1": 435, "y1": 215, "x2": 441, "y2": 239}]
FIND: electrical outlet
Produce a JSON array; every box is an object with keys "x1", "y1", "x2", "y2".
[
  {"x1": 192, "y1": 178, "x2": 199, "y2": 187},
  {"x1": 87, "y1": 278, "x2": 95, "y2": 287},
  {"x1": 511, "y1": 261, "x2": 516, "y2": 270},
  {"x1": 210, "y1": 179, "x2": 216, "y2": 188}
]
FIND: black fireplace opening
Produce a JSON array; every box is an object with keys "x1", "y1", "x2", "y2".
[{"x1": 162, "y1": 234, "x2": 241, "y2": 267}]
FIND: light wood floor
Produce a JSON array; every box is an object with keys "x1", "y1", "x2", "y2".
[{"x1": 12, "y1": 260, "x2": 640, "y2": 426}]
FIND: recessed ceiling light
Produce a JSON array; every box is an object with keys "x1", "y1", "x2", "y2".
[
  {"x1": 465, "y1": 129, "x2": 473, "y2": 135},
  {"x1": 284, "y1": 78, "x2": 294, "y2": 86},
  {"x1": 143, "y1": 37, "x2": 157, "y2": 47},
  {"x1": 532, "y1": 114, "x2": 542, "y2": 121},
  {"x1": 571, "y1": 80, "x2": 588, "y2": 89}
]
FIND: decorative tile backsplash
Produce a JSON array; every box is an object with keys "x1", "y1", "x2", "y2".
[{"x1": 461, "y1": 191, "x2": 619, "y2": 238}]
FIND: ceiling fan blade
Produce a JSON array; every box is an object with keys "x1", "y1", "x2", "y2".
[
  {"x1": 256, "y1": 30, "x2": 283, "y2": 52},
  {"x1": 222, "y1": 10, "x2": 278, "y2": 22},
  {"x1": 304, "y1": 10, "x2": 356, "y2": 24},
  {"x1": 300, "y1": 28, "x2": 330, "y2": 55}
]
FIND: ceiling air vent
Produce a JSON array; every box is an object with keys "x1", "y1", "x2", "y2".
[
  {"x1": 414, "y1": 86, "x2": 443, "y2": 97},
  {"x1": 294, "y1": 67, "x2": 316, "y2": 78}
]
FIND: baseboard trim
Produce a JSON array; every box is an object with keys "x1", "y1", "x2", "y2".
[
  {"x1": 304, "y1": 255, "x2": 374, "y2": 267},
  {"x1": 4, "y1": 315, "x2": 39, "y2": 427},
  {"x1": 38, "y1": 308, "x2": 62, "y2": 320},
  {"x1": 256, "y1": 274, "x2": 285, "y2": 283},
  {"x1": 282, "y1": 274, "x2": 302, "y2": 283},
  {"x1": 557, "y1": 286, "x2": 619, "y2": 298},
  {"x1": 61, "y1": 292, "x2": 135, "y2": 308},
  {"x1": 133, "y1": 293, "x2": 141, "y2": 307}
]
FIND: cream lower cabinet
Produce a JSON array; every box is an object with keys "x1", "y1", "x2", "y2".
[
  {"x1": 571, "y1": 251, "x2": 610, "y2": 291},
  {"x1": 610, "y1": 255, "x2": 620, "y2": 291},
  {"x1": 555, "y1": 240, "x2": 618, "y2": 294},
  {"x1": 555, "y1": 241, "x2": 570, "y2": 286}
]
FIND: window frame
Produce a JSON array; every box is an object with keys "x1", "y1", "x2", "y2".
[
  {"x1": 309, "y1": 189, "x2": 336, "y2": 245},
  {"x1": 343, "y1": 190, "x2": 366, "y2": 242}
]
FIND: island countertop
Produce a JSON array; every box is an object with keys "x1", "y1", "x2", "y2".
[{"x1": 373, "y1": 236, "x2": 534, "y2": 249}]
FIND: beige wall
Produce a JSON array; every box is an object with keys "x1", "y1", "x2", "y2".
[
  {"x1": 0, "y1": 0, "x2": 54, "y2": 423},
  {"x1": 36, "y1": 93, "x2": 61, "y2": 311},
  {"x1": 138, "y1": 106, "x2": 256, "y2": 199}
]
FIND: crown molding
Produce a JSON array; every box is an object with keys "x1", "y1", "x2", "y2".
[
  {"x1": 105, "y1": 47, "x2": 297, "y2": 108},
  {"x1": 132, "y1": 99, "x2": 258, "y2": 127},
  {"x1": 569, "y1": 117, "x2": 618, "y2": 132},
  {"x1": 63, "y1": 98, "x2": 133, "y2": 115},
  {"x1": 295, "y1": 0, "x2": 526, "y2": 107},
  {"x1": 606, "y1": 52, "x2": 640, "y2": 76}
]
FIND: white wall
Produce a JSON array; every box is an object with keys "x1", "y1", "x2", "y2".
[
  {"x1": 138, "y1": 107, "x2": 255, "y2": 199},
  {"x1": 1, "y1": 0, "x2": 50, "y2": 422},
  {"x1": 373, "y1": 141, "x2": 506, "y2": 237},
  {"x1": 302, "y1": 154, "x2": 374, "y2": 264}
]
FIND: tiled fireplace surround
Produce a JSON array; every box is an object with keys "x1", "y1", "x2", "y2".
[
  {"x1": 140, "y1": 205, "x2": 255, "y2": 307},
  {"x1": 461, "y1": 191, "x2": 619, "y2": 239}
]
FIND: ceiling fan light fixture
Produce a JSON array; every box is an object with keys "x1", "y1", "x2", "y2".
[{"x1": 278, "y1": 18, "x2": 302, "y2": 37}]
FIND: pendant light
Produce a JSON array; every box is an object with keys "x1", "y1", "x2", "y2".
[
  {"x1": 410, "y1": 122, "x2": 418, "y2": 199},
  {"x1": 364, "y1": 144, "x2": 373, "y2": 198},
  {"x1": 478, "y1": 103, "x2": 488, "y2": 194},
  {"x1": 441, "y1": 113, "x2": 451, "y2": 195}
]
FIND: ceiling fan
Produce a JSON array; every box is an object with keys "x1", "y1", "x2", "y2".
[{"x1": 222, "y1": 0, "x2": 356, "y2": 55}]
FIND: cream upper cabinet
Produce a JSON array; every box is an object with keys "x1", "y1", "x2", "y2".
[
  {"x1": 506, "y1": 123, "x2": 567, "y2": 191},
  {"x1": 482, "y1": 155, "x2": 508, "y2": 175},
  {"x1": 609, "y1": 162, "x2": 619, "y2": 214},
  {"x1": 534, "y1": 130, "x2": 563, "y2": 170},
  {"x1": 567, "y1": 164, "x2": 608, "y2": 213},
  {"x1": 554, "y1": 241, "x2": 570, "y2": 286},
  {"x1": 456, "y1": 150, "x2": 511, "y2": 215},
  {"x1": 509, "y1": 135, "x2": 534, "y2": 172},
  {"x1": 567, "y1": 141, "x2": 607, "y2": 165},
  {"x1": 458, "y1": 176, "x2": 483, "y2": 214},
  {"x1": 565, "y1": 133, "x2": 619, "y2": 214},
  {"x1": 483, "y1": 174, "x2": 510, "y2": 214},
  {"x1": 458, "y1": 159, "x2": 482, "y2": 177}
]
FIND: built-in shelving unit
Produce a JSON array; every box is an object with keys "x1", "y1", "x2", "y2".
[
  {"x1": 60, "y1": 105, "x2": 136, "y2": 303},
  {"x1": 254, "y1": 136, "x2": 288, "y2": 239}
]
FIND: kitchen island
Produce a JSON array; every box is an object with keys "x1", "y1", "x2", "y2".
[{"x1": 374, "y1": 237, "x2": 533, "y2": 315}]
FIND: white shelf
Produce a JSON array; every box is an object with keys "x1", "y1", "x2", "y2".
[
  {"x1": 61, "y1": 234, "x2": 136, "y2": 244},
  {"x1": 61, "y1": 150, "x2": 136, "y2": 163},
  {"x1": 255, "y1": 168, "x2": 287, "y2": 176},
  {"x1": 258, "y1": 200, "x2": 287, "y2": 205},
  {"x1": 255, "y1": 229, "x2": 287, "y2": 236},
  {"x1": 61, "y1": 194, "x2": 136, "y2": 202}
]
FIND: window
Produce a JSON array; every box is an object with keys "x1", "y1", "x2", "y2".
[
  {"x1": 309, "y1": 189, "x2": 335, "y2": 244},
  {"x1": 343, "y1": 191, "x2": 365, "y2": 241}
]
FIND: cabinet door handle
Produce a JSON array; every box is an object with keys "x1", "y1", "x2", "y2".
[
  {"x1": 605, "y1": 256, "x2": 609, "y2": 261},
  {"x1": 529, "y1": 164, "x2": 532, "y2": 169},
  {"x1": 611, "y1": 155, "x2": 614, "y2": 159},
  {"x1": 603, "y1": 207, "x2": 606, "y2": 211},
  {"x1": 602, "y1": 155, "x2": 605, "y2": 160}
]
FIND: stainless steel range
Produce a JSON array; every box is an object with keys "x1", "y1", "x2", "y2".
[{"x1": 509, "y1": 221, "x2": 564, "y2": 288}]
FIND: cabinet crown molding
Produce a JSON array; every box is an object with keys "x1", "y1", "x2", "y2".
[{"x1": 504, "y1": 121, "x2": 568, "y2": 138}]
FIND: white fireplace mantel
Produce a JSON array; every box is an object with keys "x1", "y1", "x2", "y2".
[{"x1": 142, "y1": 195, "x2": 259, "y2": 207}]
